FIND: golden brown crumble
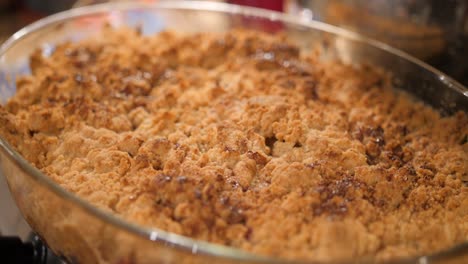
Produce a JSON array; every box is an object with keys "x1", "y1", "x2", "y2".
[{"x1": 0, "y1": 27, "x2": 467, "y2": 262}]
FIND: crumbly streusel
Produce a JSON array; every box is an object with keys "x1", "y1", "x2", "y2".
[{"x1": 0, "y1": 27, "x2": 467, "y2": 262}]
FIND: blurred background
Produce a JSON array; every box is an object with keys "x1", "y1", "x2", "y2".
[{"x1": 0, "y1": 0, "x2": 467, "y2": 81}]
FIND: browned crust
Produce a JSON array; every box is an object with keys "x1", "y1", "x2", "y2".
[{"x1": 0, "y1": 27, "x2": 467, "y2": 262}]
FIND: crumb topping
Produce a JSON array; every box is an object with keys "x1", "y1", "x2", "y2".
[{"x1": 0, "y1": 27, "x2": 467, "y2": 261}]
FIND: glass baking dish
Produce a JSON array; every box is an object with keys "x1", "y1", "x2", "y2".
[{"x1": 0, "y1": 1, "x2": 467, "y2": 263}]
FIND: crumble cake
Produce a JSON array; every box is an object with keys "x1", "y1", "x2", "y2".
[{"x1": 0, "y1": 27, "x2": 467, "y2": 262}]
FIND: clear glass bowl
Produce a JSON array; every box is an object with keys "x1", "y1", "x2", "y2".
[{"x1": 0, "y1": 1, "x2": 467, "y2": 264}]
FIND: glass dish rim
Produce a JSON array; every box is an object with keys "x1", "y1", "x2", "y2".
[{"x1": 0, "y1": 1, "x2": 467, "y2": 263}]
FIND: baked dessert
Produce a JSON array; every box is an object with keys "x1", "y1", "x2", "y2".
[{"x1": 0, "y1": 27, "x2": 467, "y2": 262}]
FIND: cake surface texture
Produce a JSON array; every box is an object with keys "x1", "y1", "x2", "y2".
[{"x1": 0, "y1": 27, "x2": 467, "y2": 262}]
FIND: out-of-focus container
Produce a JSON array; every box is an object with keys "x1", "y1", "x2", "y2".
[{"x1": 293, "y1": 0, "x2": 468, "y2": 84}]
